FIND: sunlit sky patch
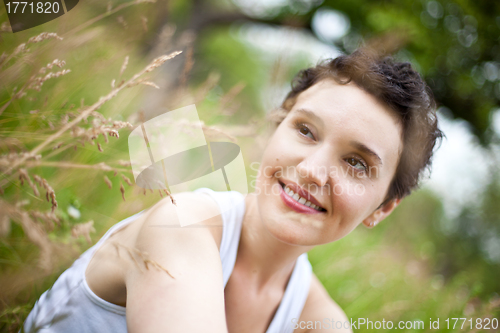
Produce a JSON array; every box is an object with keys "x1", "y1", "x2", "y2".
[
  {"x1": 312, "y1": 7, "x2": 350, "y2": 43},
  {"x1": 424, "y1": 109, "x2": 492, "y2": 218}
]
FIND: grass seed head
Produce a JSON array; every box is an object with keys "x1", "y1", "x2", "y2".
[
  {"x1": 104, "y1": 176, "x2": 113, "y2": 189},
  {"x1": 120, "y1": 183, "x2": 126, "y2": 201}
]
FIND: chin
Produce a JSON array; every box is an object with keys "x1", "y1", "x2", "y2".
[
  {"x1": 255, "y1": 179, "x2": 328, "y2": 246},
  {"x1": 266, "y1": 220, "x2": 324, "y2": 246}
]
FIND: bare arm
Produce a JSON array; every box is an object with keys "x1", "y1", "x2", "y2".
[
  {"x1": 296, "y1": 274, "x2": 352, "y2": 333},
  {"x1": 125, "y1": 193, "x2": 228, "y2": 333}
]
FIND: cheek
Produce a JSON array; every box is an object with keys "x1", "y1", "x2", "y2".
[
  {"x1": 331, "y1": 178, "x2": 379, "y2": 223},
  {"x1": 255, "y1": 158, "x2": 282, "y2": 197},
  {"x1": 257, "y1": 133, "x2": 296, "y2": 183},
  {"x1": 264, "y1": 125, "x2": 297, "y2": 157},
  {"x1": 329, "y1": 178, "x2": 367, "y2": 198}
]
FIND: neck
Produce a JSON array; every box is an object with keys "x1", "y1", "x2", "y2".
[{"x1": 236, "y1": 193, "x2": 313, "y2": 289}]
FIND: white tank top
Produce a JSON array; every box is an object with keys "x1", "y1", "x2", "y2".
[{"x1": 23, "y1": 188, "x2": 313, "y2": 333}]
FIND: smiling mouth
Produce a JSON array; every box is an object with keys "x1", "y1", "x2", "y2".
[{"x1": 278, "y1": 180, "x2": 326, "y2": 213}]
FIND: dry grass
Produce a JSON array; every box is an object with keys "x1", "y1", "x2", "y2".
[
  {"x1": 112, "y1": 241, "x2": 175, "y2": 279},
  {"x1": 0, "y1": 2, "x2": 186, "y2": 328},
  {"x1": 0, "y1": 44, "x2": 182, "y2": 268}
]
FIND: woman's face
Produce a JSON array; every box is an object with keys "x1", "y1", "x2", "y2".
[{"x1": 255, "y1": 79, "x2": 403, "y2": 246}]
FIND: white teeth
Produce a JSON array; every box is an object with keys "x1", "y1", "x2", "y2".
[{"x1": 282, "y1": 183, "x2": 323, "y2": 211}]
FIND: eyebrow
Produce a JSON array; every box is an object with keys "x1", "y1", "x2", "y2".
[
  {"x1": 293, "y1": 108, "x2": 324, "y2": 128},
  {"x1": 350, "y1": 141, "x2": 383, "y2": 166}
]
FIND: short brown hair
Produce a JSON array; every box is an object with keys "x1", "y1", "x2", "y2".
[{"x1": 277, "y1": 50, "x2": 443, "y2": 202}]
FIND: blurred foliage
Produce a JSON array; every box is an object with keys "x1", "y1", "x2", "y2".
[
  {"x1": 156, "y1": 0, "x2": 500, "y2": 143},
  {"x1": 320, "y1": 0, "x2": 500, "y2": 143}
]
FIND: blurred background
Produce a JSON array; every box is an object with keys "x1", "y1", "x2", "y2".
[{"x1": 1, "y1": 0, "x2": 499, "y2": 331}]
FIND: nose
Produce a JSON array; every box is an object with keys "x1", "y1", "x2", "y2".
[{"x1": 296, "y1": 150, "x2": 330, "y2": 188}]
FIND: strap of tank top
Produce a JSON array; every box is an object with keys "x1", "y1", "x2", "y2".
[
  {"x1": 265, "y1": 253, "x2": 313, "y2": 333},
  {"x1": 193, "y1": 188, "x2": 246, "y2": 287}
]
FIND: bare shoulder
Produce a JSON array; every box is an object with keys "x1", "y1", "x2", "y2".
[
  {"x1": 124, "y1": 191, "x2": 228, "y2": 332},
  {"x1": 136, "y1": 190, "x2": 224, "y2": 250},
  {"x1": 130, "y1": 190, "x2": 224, "y2": 274},
  {"x1": 294, "y1": 273, "x2": 352, "y2": 333}
]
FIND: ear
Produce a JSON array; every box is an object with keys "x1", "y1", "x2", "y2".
[{"x1": 362, "y1": 198, "x2": 401, "y2": 228}]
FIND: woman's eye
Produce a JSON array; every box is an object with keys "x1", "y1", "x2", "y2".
[
  {"x1": 346, "y1": 157, "x2": 367, "y2": 171},
  {"x1": 298, "y1": 125, "x2": 314, "y2": 140}
]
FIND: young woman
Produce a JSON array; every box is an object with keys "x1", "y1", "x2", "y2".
[{"x1": 23, "y1": 50, "x2": 442, "y2": 333}]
